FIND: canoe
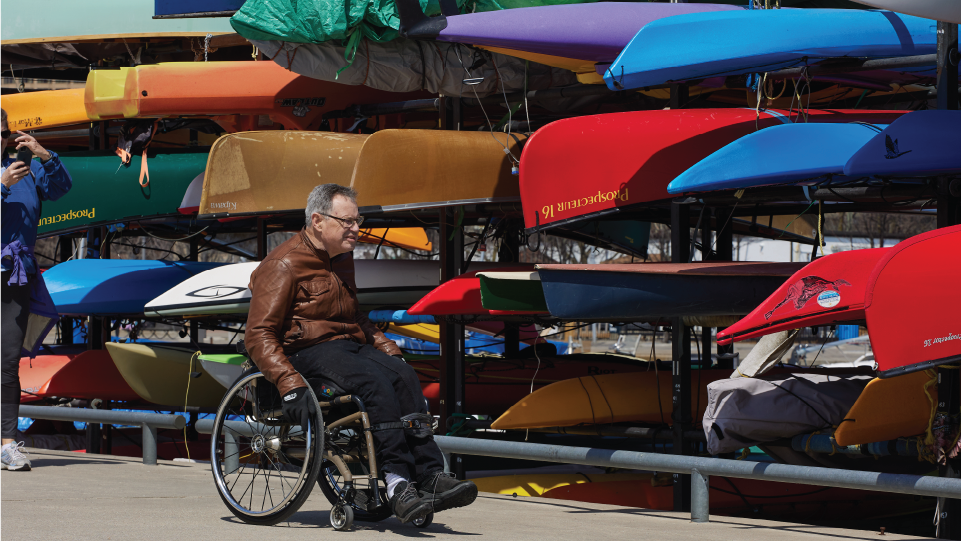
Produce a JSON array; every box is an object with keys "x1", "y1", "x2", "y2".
[
  {"x1": 39, "y1": 150, "x2": 208, "y2": 238},
  {"x1": 477, "y1": 271, "x2": 548, "y2": 312},
  {"x1": 843, "y1": 110, "x2": 961, "y2": 178},
  {"x1": 519, "y1": 109, "x2": 905, "y2": 231},
  {"x1": 851, "y1": 0, "x2": 961, "y2": 24},
  {"x1": 668, "y1": 122, "x2": 890, "y2": 194},
  {"x1": 407, "y1": 266, "x2": 542, "y2": 317},
  {"x1": 106, "y1": 342, "x2": 227, "y2": 408},
  {"x1": 197, "y1": 353, "x2": 246, "y2": 390},
  {"x1": 717, "y1": 248, "x2": 890, "y2": 344},
  {"x1": 490, "y1": 370, "x2": 731, "y2": 430},
  {"x1": 19, "y1": 349, "x2": 142, "y2": 403},
  {"x1": 144, "y1": 259, "x2": 511, "y2": 317},
  {"x1": 0, "y1": 0, "x2": 233, "y2": 44},
  {"x1": 540, "y1": 476, "x2": 932, "y2": 521},
  {"x1": 535, "y1": 262, "x2": 803, "y2": 322},
  {"x1": 357, "y1": 228, "x2": 433, "y2": 253},
  {"x1": 472, "y1": 472, "x2": 655, "y2": 498},
  {"x1": 866, "y1": 225, "x2": 961, "y2": 377},
  {"x1": 45, "y1": 259, "x2": 224, "y2": 316},
  {"x1": 199, "y1": 130, "x2": 524, "y2": 218},
  {"x1": 604, "y1": 9, "x2": 937, "y2": 91},
  {"x1": 834, "y1": 369, "x2": 936, "y2": 447},
  {"x1": 154, "y1": 0, "x2": 245, "y2": 17},
  {"x1": 2, "y1": 89, "x2": 89, "y2": 131},
  {"x1": 85, "y1": 62, "x2": 426, "y2": 131}
]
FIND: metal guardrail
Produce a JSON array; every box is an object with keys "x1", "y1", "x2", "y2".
[
  {"x1": 433, "y1": 435, "x2": 961, "y2": 523},
  {"x1": 19, "y1": 405, "x2": 186, "y2": 466}
]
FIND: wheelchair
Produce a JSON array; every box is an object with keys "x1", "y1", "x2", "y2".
[{"x1": 209, "y1": 367, "x2": 434, "y2": 530}]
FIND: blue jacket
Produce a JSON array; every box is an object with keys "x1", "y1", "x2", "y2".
[{"x1": 1, "y1": 152, "x2": 72, "y2": 275}]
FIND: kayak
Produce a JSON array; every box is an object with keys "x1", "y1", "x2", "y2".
[
  {"x1": 717, "y1": 248, "x2": 891, "y2": 344},
  {"x1": 866, "y1": 225, "x2": 961, "y2": 377},
  {"x1": 604, "y1": 9, "x2": 938, "y2": 91},
  {"x1": 39, "y1": 150, "x2": 208, "y2": 237},
  {"x1": 197, "y1": 353, "x2": 246, "y2": 390},
  {"x1": 668, "y1": 122, "x2": 889, "y2": 194},
  {"x1": 535, "y1": 262, "x2": 803, "y2": 322},
  {"x1": 851, "y1": 0, "x2": 961, "y2": 24},
  {"x1": 490, "y1": 370, "x2": 731, "y2": 430},
  {"x1": 199, "y1": 130, "x2": 525, "y2": 218},
  {"x1": 85, "y1": 62, "x2": 426, "y2": 131},
  {"x1": 0, "y1": 0, "x2": 233, "y2": 44},
  {"x1": 519, "y1": 109, "x2": 905, "y2": 231},
  {"x1": 45, "y1": 259, "x2": 224, "y2": 316},
  {"x1": 428, "y1": 2, "x2": 742, "y2": 82},
  {"x1": 834, "y1": 369, "x2": 937, "y2": 447},
  {"x1": 106, "y1": 342, "x2": 227, "y2": 408},
  {"x1": 2, "y1": 89, "x2": 88, "y2": 131},
  {"x1": 472, "y1": 472, "x2": 655, "y2": 498},
  {"x1": 144, "y1": 259, "x2": 512, "y2": 317},
  {"x1": 843, "y1": 110, "x2": 961, "y2": 178},
  {"x1": 407, "y1": 266, "x2": 542, "y2": 317},
  {"x1": 477, "y1": 271, "x2": 548, "y2": 312},
  {"x1": 19, "y1": 349, "x2": 142, "y2": 403}
]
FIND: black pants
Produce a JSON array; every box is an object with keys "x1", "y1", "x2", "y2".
[
  {"x1": 1, "y1": 273, "x2": 30, "y2": 439},
  {"x1": 289, "y1": 339, "x2": 445, "y2": 482}
]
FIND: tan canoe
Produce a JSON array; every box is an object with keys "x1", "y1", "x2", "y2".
[{"x1": 199, "y1": 130, "x2": 524, "y2": 217}]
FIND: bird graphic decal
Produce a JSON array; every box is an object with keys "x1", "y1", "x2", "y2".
[
  {"x1": 764, "y1": 276, "x2": 852, "y2": 320},
  {"x1": 884, "y1": 134, "x2": 912, "y2": 159}
]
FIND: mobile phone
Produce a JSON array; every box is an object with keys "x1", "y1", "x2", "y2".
[{"x1": 15, "y1": 147, "x2": 33, "y2": 166}]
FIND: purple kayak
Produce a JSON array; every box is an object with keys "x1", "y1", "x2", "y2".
[{"x1": 434, "y1": 2, "x2": 743, "y2": 63}]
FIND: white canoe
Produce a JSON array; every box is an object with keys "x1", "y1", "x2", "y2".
[{"x1": 851, "y1": 0, "x2": 960, "y2": 24}]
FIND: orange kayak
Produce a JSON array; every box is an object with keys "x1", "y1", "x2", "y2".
[
  {"x1": 3, "y1": 88, "x2": 89, "y2": 131},
  {"x1": 20, "y1": 350, "x2": 142, "y2": 403},
  {"x1": 85, "y1": 61, "x2": 427, "y2": 131}
]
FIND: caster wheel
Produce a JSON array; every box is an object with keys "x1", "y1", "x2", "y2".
[
  {"x1": 331, "y1": 504, "x2": 354, "y2": 531},
  {"x1": 412, "y1": 511, "x2": 433, "y2": 529}
]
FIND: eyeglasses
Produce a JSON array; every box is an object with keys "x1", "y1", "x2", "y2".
[
  {"x1": 319, "y1": 212, "x2": 365, "y2": 228},
  {"x1": 0, "y1": 130, "x2": 10, "y2": 139}
]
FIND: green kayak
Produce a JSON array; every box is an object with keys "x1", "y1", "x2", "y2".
[
  {"x1": 39, "y1": 149, "x2": 208, "y2": 237},
  {"x1": 477, "y1": 271, "x2": 549, "y2": 312},
  {"x1": 198, "y1": 353, "x2": 246, "y2": 391}
]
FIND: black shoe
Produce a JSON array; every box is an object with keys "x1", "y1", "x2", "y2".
[
  {"x1": 389, "y1": 481, "x2": 431, "y2": 524},
  {"x1": 419, "y1": 471, "x2": 478, "y2": 512}
]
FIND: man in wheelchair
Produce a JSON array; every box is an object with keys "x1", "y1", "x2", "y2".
[{"x1": 245, "y1": 183, "x2": 478, "y2": 524}]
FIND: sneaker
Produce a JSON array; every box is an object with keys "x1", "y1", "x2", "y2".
[
  {"x1": 1, "y1": 442, "x2": 32, "y2": 471},
  {"x1": 389, "y1": 481, "x2": 431, "y2": 523},
  {"x1": 419, "y1": 471, "x2": 477, "y2": 512}
]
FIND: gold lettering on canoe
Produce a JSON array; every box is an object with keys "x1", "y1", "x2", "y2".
[{"x1": 541, "y1": 188, "x2": 629, "y2": 221}]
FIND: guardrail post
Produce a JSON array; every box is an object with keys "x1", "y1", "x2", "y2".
[
  {"x1": 142, "y1": 423, "x2": 158, "y2": 466},
  {"x1": 691, "y1": 468, "x2": 710, "y2": 523},
  {"x1": 224, "y1": 432, "x2": 239, "y2": 475}
]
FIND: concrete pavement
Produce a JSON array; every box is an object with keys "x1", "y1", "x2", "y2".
[{"x1": 1, "y1": 449, "x2": 933, "y2": 540}]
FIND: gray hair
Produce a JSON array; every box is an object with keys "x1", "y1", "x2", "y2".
[{"x1": 305, "y1": 184, "x2": 357, "y2": 226}]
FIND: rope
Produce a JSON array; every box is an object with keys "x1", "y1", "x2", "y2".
[
  {"x1": 817, "y1": 200, "x2": 824, "y2": 257},
  {"x1": 183, "y1": 350, "x2": 201, "y2": 461}
]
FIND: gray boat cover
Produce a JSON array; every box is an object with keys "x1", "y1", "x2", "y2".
[
  {"x1": 251, "y1": 38, "x2": 579, "y2": 98},
  {"x1": 703, "y1": 372, "x2": 872, "y2": 455}
]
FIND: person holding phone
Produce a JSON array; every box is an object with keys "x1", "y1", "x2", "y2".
[{"x1": 1, "y1": 108, "x2": 73, "y2": 471}]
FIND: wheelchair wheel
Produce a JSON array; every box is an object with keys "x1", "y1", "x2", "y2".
[
  {"x1": 330, "y1": 504, "x2": 354, "y2": 531},
  {"x1": 317, "y1": 457, "x2": 392, "y2": 523},
  {"x1": 210, "y1": 371, "x2": 324, "y2": 525},
  {"x1": 412, "y1": 511, "x2": 433, "y2": 529}
]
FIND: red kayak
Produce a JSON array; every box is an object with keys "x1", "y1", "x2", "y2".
[
  {"x1": 20, "y1": 350, "x2": 142, "y2": 403},
  {"x1": 519, "y1": 108, "x2": 906, "y2": 230},
  {"x1": 411, "y1": 354, "x2": 650, "y2": 416},
  {"x1": 408, "y1": 266, "x2": 545, "y2": 316},
  {"x1": 717, "y1": 248, "x2": 889, "y2": 344}
]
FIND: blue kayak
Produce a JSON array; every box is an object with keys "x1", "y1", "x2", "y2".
[
  {"x1": 45, "y1": 259, "x2": 224, "y2": 316},
  {"x1": 668, "y1": 122, "x2": 888, "y2": 194},
  {"x1": 604, "y1": 9, "x2": 937, "y2": 91},
  {"x1": 844, "y1": 110, "x2": 961, "y2": 178}
]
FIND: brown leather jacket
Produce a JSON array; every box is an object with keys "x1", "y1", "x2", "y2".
[{"x1": 245, "y1": 229, "x2": 401, "y2": 395}]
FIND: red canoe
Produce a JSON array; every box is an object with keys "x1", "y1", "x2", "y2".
[
  {"x1": 20, "y1": 350, "x2": 142, "y2": 403},
  {"x1": 519, "y1": 108, "x2": 906, "y2": 230},
  {"x1": 868, "y1": 225, "x2": 961, "y2": 377},
  {"x1": 717, "y1": 248, "x2": 890, "y2": 344},
  {"x1": 407, "y1": 266, "x2": 545, "y2": 316}
]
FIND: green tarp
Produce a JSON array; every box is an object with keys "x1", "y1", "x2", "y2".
[
  {"x1": 39, "y1": 150, "x2": 207, "y2": 237},
  {"x1": 230, "y1": 0, "x2": 598, "y2": 45}
]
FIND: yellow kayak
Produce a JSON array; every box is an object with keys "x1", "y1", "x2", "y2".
[
  {"x1": 106, "y1": 342, "x2": 226, "y2": 409},
  {"x1": 471, "y1": 472, "x2": 656, "y2": 497}
]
